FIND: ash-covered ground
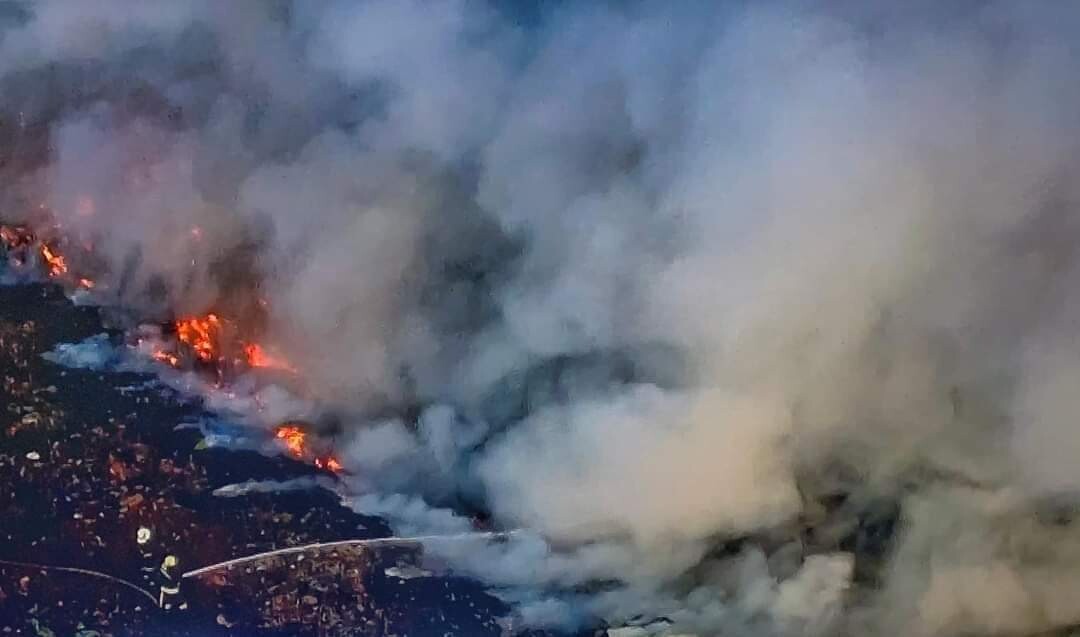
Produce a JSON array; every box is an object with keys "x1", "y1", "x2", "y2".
[{"x1": 0, "y1": 281, "x2": 581, "y2": 636}]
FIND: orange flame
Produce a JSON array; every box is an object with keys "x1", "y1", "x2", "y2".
[
  {"x1": 277, "y1": 425, "x2": 344, "y2": 473},
  {"x1": 176, "y1": 313, "x2": 222, "y2": 363},
  {"x1": 243, "y1": 342, "x2": 296, "y2": 373},
  {"x1": 314, "y1": 456, "x2": 344, "y2": 473},
  {"x1": 151, "y1": 349, "x2": 181, "y2": 367},
  {"x1": 78, "y1": 278, "x2": 95, "y2": 289},
  {"x1": 39, "y1": 244, "x2": 68, "y2": 277},
  {"x1": 274, "y1": 425, "x2": 306, "y2": 458}
]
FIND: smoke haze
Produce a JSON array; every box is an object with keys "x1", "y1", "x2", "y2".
[{"x1": 6, "y1": 1, "x2": 1080, "y2": 634}]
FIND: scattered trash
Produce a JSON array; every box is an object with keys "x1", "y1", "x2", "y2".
[
  {"x1": 0, "y1": 283, "x2": 514, "y2": 634},
  {"x1": 384, "y1": 565, "x2": 433, "y2": 580},
  {"x1": 29, "y1": 619, "x2": 55, "y2": 637}
]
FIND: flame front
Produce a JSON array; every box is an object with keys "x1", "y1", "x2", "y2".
[
  {"x1": 149, "y1": 313, "x2": 299, "y2": 379},
  {"x1": 176, "y1": 313, "x2": 222, "y2": 363},
  {"x1": 39, "y1": 244, "x2": 68, "y2": 277},
  {"x1": 274, "y1": 425, "x2": 306, "y2": 458},
  {"x1": 274, "y1": 425, "x2": 342, "y2": 472},
  {"x1": 9, "y1": 220, "x2": 330, "y2": 472}
]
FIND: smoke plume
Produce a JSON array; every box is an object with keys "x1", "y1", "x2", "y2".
[{"x1": 6, "y1": 1, "x2": 1080, "y2": 634}]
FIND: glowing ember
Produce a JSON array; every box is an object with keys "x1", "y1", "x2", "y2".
[
  {"x1": 243, "y1": 342, "x2": 296, "y2": 373},
  {"x1": 0, "y1": 225, "x2": 32, "y2": 248},
  {"x1": 314, "y1": 456, "x2": 344, "y2": 473},
  {"x1": 39, "y1": 244, "x2": 68, "y2": 277},
  {"x1": 151, "y1": 349, "x2": 181, "y2": 367},
  {"x1": 274, "y1": 425, "x2": 306, "y2": 458},
  {"x1": 176, "y1": 314, "x2": 222, "y2": 363},
  {"x1": 151, "y1": 313, "x2": 296, "y2": 378},
  {"x1": 78, "y1": 278, "x2": 95, "y2": 289},
  {"x1": 1, "y1": 226, "x2": 32, "y2": 266}
]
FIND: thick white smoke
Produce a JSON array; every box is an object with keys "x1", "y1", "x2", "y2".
[{"x1": 6, "y1": 1, "x2": 1080, "y2": 634}]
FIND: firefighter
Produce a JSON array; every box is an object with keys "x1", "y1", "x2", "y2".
[
  {"x1": 136, "y1": 527, "x2": 158, "y2": 591},
  {"x1": 157, "y1": 554, "x2": 185, "y2": 611}
]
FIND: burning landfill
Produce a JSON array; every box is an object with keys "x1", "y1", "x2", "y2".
[
  {"x1": 8, "y1": 1, "x2": 1080, "y2": 636},
  {"x1": 3, "y1": 220, "x2": 347, "y2": 483}
]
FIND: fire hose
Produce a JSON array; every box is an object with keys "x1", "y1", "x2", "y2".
[
  {"x1": 0, "y1": 531, "x2": 521, "y2": 610},
  {"x1": 0, "y1": 557, "x2": 158, "y2": 606},
  {"x1": 181, "y1": 531, "x2": 521, "y2": 579}
]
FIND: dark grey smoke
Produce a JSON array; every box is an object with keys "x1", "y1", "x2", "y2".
[{"x1": 6, "y1": 1, "x2": 1080, "y2": 634}]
